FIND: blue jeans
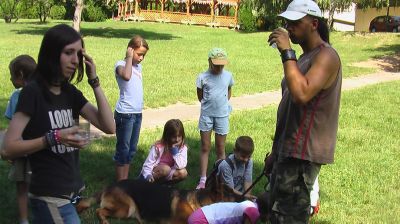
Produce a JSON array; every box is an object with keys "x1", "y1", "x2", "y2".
[
  {"x1": 114, "y1": 112, "x2": 142, "y2": 165},
  {"x1": 30, "y1": 198, "x2": 80, "y2": 224}
]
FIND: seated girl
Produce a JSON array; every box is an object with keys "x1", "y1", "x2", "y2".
[{"x1": 140, "y1": 119, "x2": 188, "y2": 184}]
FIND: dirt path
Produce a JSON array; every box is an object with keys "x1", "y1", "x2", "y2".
[
  {"x1": 140, "y1": 71, "x2": 400, "y2": 130},
  {"x1": 0, "y1": 58, "x2": 399, "y2": 141}
]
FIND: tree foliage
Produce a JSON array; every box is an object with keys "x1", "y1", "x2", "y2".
[
  {"x1": 317, "y1": 0, "x2": 353, "y2": 30},
  {"x1": 35, "y1": 0, "x2": 54, "y2": 22},
  {"x1": 0, "y1": 0, "x2": 21, "y2": 23}
]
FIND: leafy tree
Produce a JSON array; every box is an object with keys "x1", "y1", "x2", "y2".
[
  {"x1": 355, "y1": 0, "x2": 399, "y2": 17},
  {"x1": 317, "y1": 0, "x2": 353, "y2": 30},
  {"x1": 35, "y1": 0, "x2": 54, "y2": 22},
  {"x1": 0, "y1": 0, "x2": 21, "y2": 23},
  {"x1": 104, "y1": 0, "x2": 118, "y2": 18}
]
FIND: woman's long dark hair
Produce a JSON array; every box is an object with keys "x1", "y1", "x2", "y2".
[{"x1": 34, "y1": 24, "x2": 84, "y2": 87}]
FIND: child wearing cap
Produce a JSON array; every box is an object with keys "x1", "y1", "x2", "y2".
[{"x1": 195, "y1": 48, "x2": 234, "y2": 189}]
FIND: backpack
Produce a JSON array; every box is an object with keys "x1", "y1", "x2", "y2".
[{"x1": 205, "y1": 154, "x2": 249, "y2": 188}]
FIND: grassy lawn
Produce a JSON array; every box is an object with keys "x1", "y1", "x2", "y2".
[
  {"x1": 0, "y1": 74, "x2": 399, "y2": 223},
  {"x1": 0, "y1": 19, "x2": 400, "y2": 130}
]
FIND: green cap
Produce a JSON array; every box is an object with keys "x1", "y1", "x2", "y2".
[{"x1": 208, "y1": 48, "x2": 228, "y2": 65}]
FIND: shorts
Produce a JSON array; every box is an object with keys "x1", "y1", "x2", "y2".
[
  {"x1": 113, "y1": 111, "x2": 142, "y2": 165},
  {"x1": 266, "y1": 157, "x2": 321, "y2": 223},
  {"x1": 198, "y1": 115, "x2": 229, "y2": 135},
  {"x1": 8, "y1": 157, "x2": 31, "y2": 183}
]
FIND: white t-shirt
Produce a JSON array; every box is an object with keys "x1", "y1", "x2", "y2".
[
  {"x1": 202, "y1": 200, "x2": 259, "y2": 224},
  {"x1": 114, "y1": 60, "x2": 144, "y2": 113},
  {"x1": 196, "y1": 69, "x2": 234, "y2": 117}
]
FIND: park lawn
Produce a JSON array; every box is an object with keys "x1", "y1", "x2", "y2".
[
  {"x1": 1, "y1": 19, "x2": 400, "y2": 130},
  {"x1": 0, "y1": 75, "x2": 399, "y2": 223}
]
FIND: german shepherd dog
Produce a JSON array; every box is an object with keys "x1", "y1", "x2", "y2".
[{"x1": 77, "y1": 177, "x2": 243, "y2": 224}]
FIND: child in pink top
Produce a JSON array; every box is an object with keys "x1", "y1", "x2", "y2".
[
  {"x1": 140, "y1": 119, "x2": 188, "y2": 183},
  {"x1": 188, "y1": 194, "x2": 269, "y2": 224}
]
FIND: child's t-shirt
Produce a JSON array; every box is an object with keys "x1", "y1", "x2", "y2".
[
  {"x1": 159, "y1": 150, "x2": 175, "y2": 167},
  {"x1": 196, "y1": 69, "x2": 234, "y2": 117},
  {"x1": 202, "y1": 200, "x2": 259, "y2": 224},
  {"x1": 114, "y1": 60, "x2": 143, "y2": 113},
  {"x1": 4, "y1": 89, "x2": 21, "y2": 120},
  {"x1": 218, "y1": 154, "x2": 253, "y2": 193}
]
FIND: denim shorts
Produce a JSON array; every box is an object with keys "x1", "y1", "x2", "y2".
[
  {"x1": 114, "y1": 111, "x2": 142, "y2": 165},
  {"x1": 198, "y1": 115, "x2": 229, "y2": 135},
  {"x1": 30, "y1": 198, "x2": 80, "y2": 224}
]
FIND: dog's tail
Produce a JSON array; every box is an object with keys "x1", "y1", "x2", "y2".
[{"x1": 75, "y1": 191, "x2": 103, "y2": 213}]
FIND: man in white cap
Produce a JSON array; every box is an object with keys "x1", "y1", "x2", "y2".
[{"x1": 264, "y1": 0, "x2": 342, "y2": 223}]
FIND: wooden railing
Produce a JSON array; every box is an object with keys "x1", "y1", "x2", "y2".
[{"x1": 135, "y1": 10, "x2": 237, "y2": 27}]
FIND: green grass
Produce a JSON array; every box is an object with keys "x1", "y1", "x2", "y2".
[
  {"x1": 1, "y1": 19, "x2": 400, "y2": 129},
  {"x1": 0, "y1": 75, "x2": 399, "y2": 223}
]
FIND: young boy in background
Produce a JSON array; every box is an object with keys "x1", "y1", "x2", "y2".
[
  {"x1": 218, "y1": 136, "x2": 256, "y2": 200},
  {"x1": 5, "y1": 55, "x2": 36, "y2": 224}
]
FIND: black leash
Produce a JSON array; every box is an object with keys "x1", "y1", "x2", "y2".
[{"x1": 241, "y1": 152, "x2": 270, "y2": 197}]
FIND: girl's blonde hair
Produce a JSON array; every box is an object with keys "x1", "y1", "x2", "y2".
[{"x1": 127, "y1": 35, "x2": 149, "y2": 50}]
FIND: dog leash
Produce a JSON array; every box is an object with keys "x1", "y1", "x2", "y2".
[{"x1": 241, "y1": 152, "x2": 270, "y2": 197}]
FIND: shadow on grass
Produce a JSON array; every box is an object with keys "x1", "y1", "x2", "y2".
[
  {"x1": 11, "y1": 26, "x2": 178, "y2": 40},
  {"x1": 359, "y1": 44, "x2": 400, "y2": 72}
]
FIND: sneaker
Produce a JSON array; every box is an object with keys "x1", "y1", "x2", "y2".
[
  {"x1": 196, "y1": 181, "x2": 205, "y2": 189},
  {"x1": 310, "y1": 200, "x2": 320, "y2": 217}
]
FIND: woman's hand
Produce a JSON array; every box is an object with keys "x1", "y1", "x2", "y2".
[
  {"x1": 82, "y1": 50, "x2": 97, "y2": 80},
  {"x1": 58, "y1": 126, "x2": 90, "y2": 149}
]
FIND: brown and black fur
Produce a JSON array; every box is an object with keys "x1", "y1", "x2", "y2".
[{"x1": 77, "y1": 178, "x2": 243, "y2": 224}]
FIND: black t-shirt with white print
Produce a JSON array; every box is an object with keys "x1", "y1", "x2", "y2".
[{"x1": 16, "y1": 81, "x2": 88, "y2": 198}]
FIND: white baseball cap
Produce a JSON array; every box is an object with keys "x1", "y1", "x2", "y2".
[{"x1": 279, "y1": 0, "x2": 322, "y2": 21}]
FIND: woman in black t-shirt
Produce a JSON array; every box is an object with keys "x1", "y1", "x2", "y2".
[{"x1": 1, "y1": 24, "x2": 115, "y2": 223}]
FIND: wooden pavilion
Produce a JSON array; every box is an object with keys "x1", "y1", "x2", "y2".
[{"x1": 116, "y1": 0, "x2": 240, "y2": 28}]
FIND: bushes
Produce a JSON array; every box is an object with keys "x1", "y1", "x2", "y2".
[
  {"x1": 83, "y1": 5, "x2": 106, "y2": 22},
  {"x1": 238, "y1": 6, "x2": 257, "y2": 32},
  {"x1": 50, "y1": 5, "x2": 66, "y2": 20}
]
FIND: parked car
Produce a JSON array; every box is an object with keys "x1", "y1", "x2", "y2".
[{"x1": 369, "y1": 15, "x2": 400, "y2": 32}]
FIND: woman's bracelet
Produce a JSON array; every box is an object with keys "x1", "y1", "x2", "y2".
[
  {"x1": 45, "y1": 130, "x2": 61, "y2": 147},
  {"x1": 88, "y1": 76, "x2": 100, "y2": 88}
]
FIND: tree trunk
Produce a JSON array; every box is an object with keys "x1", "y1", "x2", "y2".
[
  {"x1": 386, "y1": 6, "x2": 389, "y2": 17},
  {"x1": 328, "y1": 4, "x2": 335, "y2": 30},
  {"x1": 73, "y1": 0, "x2": 84, "y2": 32},
  {"x1": 4, "y1": 15, "x2": 12, "y2": 23}
]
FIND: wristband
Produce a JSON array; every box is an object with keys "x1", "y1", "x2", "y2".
[
  {"x1": 88, "y1": 76, "x2": 100, "y2": 88},
  {"x1": 54, "y1": 129, "x2": 61, "y2": 144},
  {"x1": 170, "y1": 146, "x2": 179, "y2": 156},
  {"x1": 45, "y1": 130, "x2": 59, "y2": 147},
  {"x1": 280, "y1": 49, "x2": 297, "y2": 63}
]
